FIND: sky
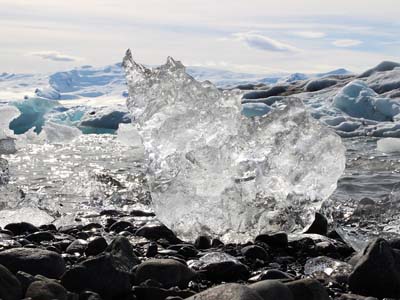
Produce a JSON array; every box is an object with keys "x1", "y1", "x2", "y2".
[{"x1": 1, "y1": 0, "x2": 400, "y2": 74}]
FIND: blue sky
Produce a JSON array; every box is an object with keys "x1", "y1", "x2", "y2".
[{"x1": 1, "y1": 0, "x2": 399, "y2": 74}]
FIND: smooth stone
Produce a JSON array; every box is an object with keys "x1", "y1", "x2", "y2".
[
  {"x1": 136, "y1": 224, "x2": 180, "y2": 243},
  {"x1": 135, "y1": 259, "x2": 196, "y2": 288},
  {"x1": 250, "y1": 280, "x2": 293, "y2": 300},
  {"x1": 81, "y1": 223, "x2": 103, "y2": 231},
  {"x1": 4, "y1": 222, "x2": 38, "y2": 236},
  {"x1": 146, "y1": 243, "x2": 158, "y2": 258},
  {"x1": 199, "y1": 260, "x2": 249, "y2": 283},
  {"x1": 0, "y1": 264, "x2": 22, "y2": 300},
  {"x1": 25, "y1": 231, "x2": 55, "y2": 243},
  {"x1": 255, "y1": 232, "x2": 288, "y2": 248},
  {"x1": 132, "y1": 286, "x2": 194, "y2": 300},
  {"x1": 258, "y1": 269, "x2": 294, "y2": 280},
  {"x1": 0, "y1": 248, "x2": 65, "y2": 278},
  {"x1": 241, "y1": 245, "x2": 269, "y2": 261},
  {"x1": 79, "y1": 290, "x2": 103, "y2": 300},
  {"x1": 303, "y1": 213, "x2": 328, "y2": 236},
  {"x1": 130, "y1": 210, "x2": 155, "y2": 217},
  {"x1": 85, "y1": 236, "x2": 108, "y2": 256},
  {"x1": 194, "y1": 235, "x2": 211, "y2": 250},
  {"x1": 348, "y1": 238, "x2": 400, "y2": 298},
  {"x1": 285, "y1": 279, "x2": 330, "y2": 300},
  {"x1": 185, "y1": 283, "x2": 263, "y2": 300},
  {"x1": 65, "y1": 239, "x2": 88, "y2": 254},
  {"x1": 61, "y1": 254, "x2": 131, "y2": 300},
  {"x1": 105, "y1": 236, "x2": 140, "y2": 270},
  {"x1": 25, "y1": 280, "x2": 68, "y2": 300},
  {"x1": 109, "y1": 220, "x2": 134, "y2": 233}
]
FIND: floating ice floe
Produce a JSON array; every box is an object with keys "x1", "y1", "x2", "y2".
[
  {"x1": 377, "y1": 137, "x2": 400, "y2": 153},
  {"x1": 123, "y1": 50, "x2": 346, "y2": 242}
]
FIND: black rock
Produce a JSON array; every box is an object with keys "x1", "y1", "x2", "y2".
[
  {"x1": 241, "y1": 245, "x2": 269, "y2": 261},
  {"x1": 61, "y1": 254, "x2": 131, "y2": 300},
  {"x1": 4, "y1": 222, "x2": 38, "y2": 236},
  {"x1": 79, "y1": 290, "x2": 103, "y2": 300},
  {"x1": 304, "y1": 213, "x2": 328, "y2": 235},
  {"x1": 194, "y1": 235, "x2": 211, "y2": 250},
  {"x1": 185, "y1": 283, "x2": 263, "y2": 300},
  {"x1": 285, "y1": 279, "x2": 330, "y2": 300},
  {"x1": 85, "y1": 236, "x2": 108, "y2": 256},
  {"x1": 16, "y1": 271, "x2": 37, "y2": 295},
  {"x1": 135, "y1": 259, "x2": 196, "y2": 288},
  {"x1": 132, "y1": 286, "x2": 195, "y2": 300},
  {"x1": 136, "y1": 224, "x2": 180, "y2": 243},
  {"x1": 0, "y1": 248, "x2": 65, "y2": 278},
  {"x1": 26, "y1": 231, "x2": 55, "y2": 243},
  {"x1": 0, "y1": 264, "x2": 22, "y2": 300},
  {"x1": 258, "y1": 269, "x2": 294, "y2": 281},
  {"x1": 109, "y1": 220, "x2": 134, "y2": 233},
  {"x1": 66, "y1": 239, "x2": 88, "y2": 254},
  {"x1": 348, "y1": 238, "x2": 400, "y2": 298},
  {"x1": 82, "y1": 223, "x2": 103, "y2": 231},
  {"x1": 25, "y1": 280, "x2": 68, "y2": 300},
  {"x1": 130, "y1": 210, "x2": 155, "y2": 217},
  {"x1": 105, "y1": 236, "x2": 140, "y2": 270},
  {"x1": 146, "y1": 243, "x2": 158, "y2": 258},
  {"x1": 255, "y1": 232, "x2": 288, "y2": 248},
  {"x1": 250, "y1": 280, "x2": 293, "y2": 300},
  {"x1": 199, "y1": 260, "x2": 249, "y2": 283}
]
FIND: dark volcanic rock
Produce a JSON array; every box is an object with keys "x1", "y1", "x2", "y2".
[
  {"x1": 61, "y1": 254, "x2": 131, "y2": 300},
  {"x1": 0, "y1": 248, "x2": 65, "y2": 278},
  {"x1": 25, "y1": 280, "x2": 68, "y2": 300},
  {"x1": 304, "y1": 213, "x2": 328, "y2": 235},
  {"x1": 194, "y1": 235, "x2": 211, "y2": 250},
  {"x1": 133, "y1": 286, "x2": 195, "y2": 300},
  {"x1": 85, "y1": 236, "x2": 108, "y2": 256},
  {"x1": 136, "y1": 224, "x2": 180, "y2": 243},
  {"x1": 65, "y1": 239, "x2": 88, "y2": 254},
  {"x1": 250, "y1": 280, "x2": 293, "y2": 300},
  {"x1": 241, "y1": 245, "x2": 269, "y2": 261},
  {"x1": 255, "y1": 232, "x2": 288, "y2": 248},
  {"x1": 25, "y1": 231, "x2": 55, "y2": 243},
  {"x1": 105, "y1": 236, "x2": 140, "y2": 269},
  {"x1": 135, "y1": 259, "x2": 196, "y2": 288},
  {"x1": 0, "y1": 264, "x2": 22, "y2": 300},
  {"x1": 186, "y1": 283, "x2": 263, "y2": 300},
  {"x1": 285, "y1": 279, "x2": 330, "y2": 300},
  {"x1": 348, "y1": 238, "x2": 400, "y2": 298},
  {"x1": 199, "y1": 260, "x2": 249, "y2": 283},
  {"x1": 4, "y1": 222, "x2": 39, "y2": 236}
]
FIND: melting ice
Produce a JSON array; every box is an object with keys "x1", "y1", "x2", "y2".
[{"x1": 123, "y1": 50, "x2": 346, "y2": 242}]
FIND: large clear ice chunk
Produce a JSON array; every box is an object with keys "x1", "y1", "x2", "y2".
[{"x1": 123, "y1": 50, "x2": 346, "y2": 242}]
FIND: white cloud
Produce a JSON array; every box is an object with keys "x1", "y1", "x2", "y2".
[
  {"x1": 233, "y1": 32, "x2": 299, "y2": 52},
  {"x1": 292, "y1": 31, "x2": 326, "y2": 39},
  {"x1": 29, "y1": 51, "x2": 81, "y2": 62},
  {"x1": 332, "y1": 39, "x2": 363, "y2": 47}
]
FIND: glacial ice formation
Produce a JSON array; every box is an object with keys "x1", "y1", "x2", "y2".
[
  {"x1": 10, "y1": 98, "x2": 60, "y2": 134},
  {"x1": 377, "y1": 138, "x2": 400, "y2": 153},
  {"x1": 332, "y1": 80, "x2": 400, "y2": 122},
  {"x1": 123, "y1": 50, "x2": 346, "y2": 242},
  {"x1": 40, "y1": 122, "x2": 81, "y2": 144}
]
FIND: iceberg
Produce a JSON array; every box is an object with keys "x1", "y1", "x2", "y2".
[
  {"x1": 39, "y1": 122, "x2": 81, "y2": 144},
  {"x1": 333, "y1": 80, "x2": 400, "y2": 122},
  {"x1": 377, "y1": 138, "x2": 400, "y2": 153},
  {"x1": 123, "y1": 50, "x2": 346, "y2": 242},
  {"x1": 10, "y1": 98, "x2": 60, "y2": 134}
]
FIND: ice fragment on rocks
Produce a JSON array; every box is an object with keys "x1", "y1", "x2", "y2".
[
  {"x1": 304, "y1": 256, "x2": 353, "y2": 279},
  {"x1": 123, "y1": 49, "x2": 346, "y2": 242}
]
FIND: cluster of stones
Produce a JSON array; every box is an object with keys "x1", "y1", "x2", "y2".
[{"x1": 0, "y1": 210, "x2": 396, "y2": 300}]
